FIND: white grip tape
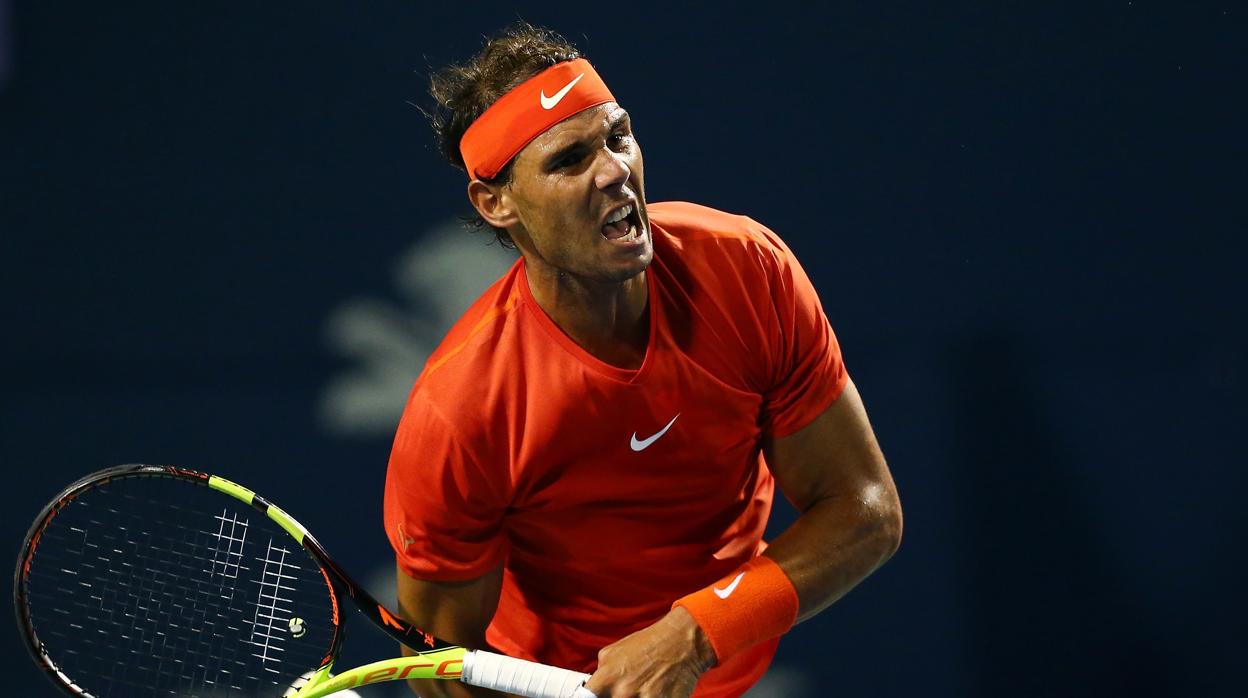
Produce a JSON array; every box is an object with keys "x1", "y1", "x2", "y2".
[{"x1": 462, "y1": 650, "x2": 594, "y2": 698}]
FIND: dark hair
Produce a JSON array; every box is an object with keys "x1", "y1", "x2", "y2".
[{"x1": 424, "y1": 22, "x2": 582, "y2": 247}]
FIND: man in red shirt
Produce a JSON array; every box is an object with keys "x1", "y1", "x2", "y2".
[{"x1": 384, "y1": 22, "x2": 902, "y2": 698}]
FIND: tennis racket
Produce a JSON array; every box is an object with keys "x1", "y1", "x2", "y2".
[{"x1": 15, "y1": 464, "x2": 596, "y2": 698}]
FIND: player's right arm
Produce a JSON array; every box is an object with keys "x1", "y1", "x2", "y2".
[{"x1": 396, "y1": 563, "x2": 519, "y2": 698}]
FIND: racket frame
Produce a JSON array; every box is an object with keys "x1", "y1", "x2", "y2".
[{"x1": 14, "y1": 464, "x2": 466, "y2": 698}]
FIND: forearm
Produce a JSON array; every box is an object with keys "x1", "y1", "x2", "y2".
[
  {"x1": 396, "y1": 566, "x2": 517, "y2": 697},
  {"x1": 764, "y1": 485, "x2": 902, "y2": 621}
]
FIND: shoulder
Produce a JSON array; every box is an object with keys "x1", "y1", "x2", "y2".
[
  {"x1": 648, "y1": 201, "x2": 795, "y2": 281},
  {"x1": 390, "y1": 261, "x2": 531, "y2": 476},
  {"x1": 649, "y1": 201, "x2": 783, "y2": 246},
  {"x1": 408, "y1": 260, "x2": 526, "y2": 419}
]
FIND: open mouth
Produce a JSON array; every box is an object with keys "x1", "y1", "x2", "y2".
[{"x1": 601, "y1": 203, "x2": 644, "y2": 243}]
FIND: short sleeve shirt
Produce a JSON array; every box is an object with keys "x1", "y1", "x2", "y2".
[{"x1": 383, "y1": 201, "x2": 847, "y2": 696}]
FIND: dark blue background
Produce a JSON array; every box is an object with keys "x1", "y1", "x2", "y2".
[{"x1": 3, "y1": 2, "x2": 1244, "y2": 696}]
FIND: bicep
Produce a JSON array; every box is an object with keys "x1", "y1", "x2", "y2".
[
  {"x1": 763, "y1": 378, "x2": 897, "y2": 514},
  {"x1": 395, "y1": 563, "x2": 503, "y2": 651}
]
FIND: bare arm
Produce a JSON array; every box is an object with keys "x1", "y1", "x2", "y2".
[
  {"x1": 761, "y1": 378, "x2": 903, "y2": 620},
  {"x1": 584, "y1": 378, "x2": 902, "y2": 697},
  {"x1": 395, "y1": 564, "x2": 519, "y2": 698}
]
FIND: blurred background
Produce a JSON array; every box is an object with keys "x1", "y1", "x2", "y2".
[{"x1": 2, "y1": 2, "x2": 1244, "y2": 696}]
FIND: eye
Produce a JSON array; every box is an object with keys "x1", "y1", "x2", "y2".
[
  {"x1": 608, "y1": 132, "x2": 633, "y2": 149},
  {"x1": 552, "y1": 149, "x2": 585, "y2": 170}
]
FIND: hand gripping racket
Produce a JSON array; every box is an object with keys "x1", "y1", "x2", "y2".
[{"x1": 15, "y1": 464, "x2": 597, "y2": 698}]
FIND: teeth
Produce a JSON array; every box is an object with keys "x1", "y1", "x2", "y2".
[{"x1": 606, "y1": 204, "x2": 633, "y2": 225}]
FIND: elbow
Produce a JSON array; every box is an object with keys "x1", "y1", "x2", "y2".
[
  {"x1": 860, "y1": 481, "x2": 903, "y2": 565},
  {"x1": 880, "y1": 495, "x2": 903, "y2": 562}
]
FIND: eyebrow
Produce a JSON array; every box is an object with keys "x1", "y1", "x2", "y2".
[{"x1": 545, "y1": 111, "x2": 631, "y2": 168}]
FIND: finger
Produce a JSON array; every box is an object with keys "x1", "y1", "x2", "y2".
[{"x1": 582, "y1": 671, "x2": 608, "y2": 697}]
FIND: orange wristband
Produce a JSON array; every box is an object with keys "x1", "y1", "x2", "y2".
[{"x1": 673, "y1": 555, "x2": 799, "y2": 664}]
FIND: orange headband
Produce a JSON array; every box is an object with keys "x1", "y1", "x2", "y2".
[{"x1": 459, "y1": 58, "x2": 616, "y2": 180}]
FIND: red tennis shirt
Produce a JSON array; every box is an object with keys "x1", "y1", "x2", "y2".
[{"x1": 384, "y1": 201, "x2": 847, "y2": 697}]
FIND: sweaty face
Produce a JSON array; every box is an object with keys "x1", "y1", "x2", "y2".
[{"x1": 502, "y1": 103, "x2": 651, "y2": 284}]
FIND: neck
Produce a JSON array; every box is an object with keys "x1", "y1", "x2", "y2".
[{"x1": 523, "y1": 260, "x2": 649, "y2": 370}]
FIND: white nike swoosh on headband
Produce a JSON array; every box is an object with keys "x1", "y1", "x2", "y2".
[{"x1": 540, "y1": 73, "x2": 585, "y2": 110}]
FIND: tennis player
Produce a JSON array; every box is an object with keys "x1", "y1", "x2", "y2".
[{"x1": 384, "y1": 22, "x2": 902, "y2": 698}]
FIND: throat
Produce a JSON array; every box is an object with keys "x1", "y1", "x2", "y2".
[
  {"x1": 578, "y1": 316, "x2": 649, "y2": 369},
  {"x1": 527, "y1": 267, "x2": 650, "y2": 370}
]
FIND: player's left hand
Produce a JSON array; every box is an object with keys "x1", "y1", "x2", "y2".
[{"x1": 582, "y1": 605, "x2": 716, "y2": 698}]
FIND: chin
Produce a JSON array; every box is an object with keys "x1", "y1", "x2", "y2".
[{"x1": 605, "y1": 247, "x2": 653, "y2": 284}]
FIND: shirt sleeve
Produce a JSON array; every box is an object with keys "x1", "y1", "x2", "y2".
[
  {"x1": 758, "y1": 236, "x2": 848, "y2": 438},
  {"x1": 383, "y1": 393, "x2": 511, "y2": 581}
]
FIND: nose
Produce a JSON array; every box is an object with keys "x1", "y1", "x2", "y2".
[{"x1": 593, "y1": 148, "x2": 630, "y2": 191}]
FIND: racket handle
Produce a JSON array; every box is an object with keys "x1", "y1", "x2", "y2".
[{"x1": 462, "y1": 650, "x2": 595, "y2": 698}]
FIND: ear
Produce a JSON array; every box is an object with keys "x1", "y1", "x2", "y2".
[{"x1": 467, "y1": 180, "x2": 520, "y2": 230}]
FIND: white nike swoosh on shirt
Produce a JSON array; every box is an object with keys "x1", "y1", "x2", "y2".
[
  {"x1": 714, "y1": 572, "x2": 746, "y2": 599},
  {"x1": 540, "y1": 73, "x2": 585, "y2": 110},
  {"x1": 630, "y1": 413, "x2": 680, "y2": 452}
]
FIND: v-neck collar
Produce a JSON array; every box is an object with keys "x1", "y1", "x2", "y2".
[{"x1": 517, "y1": 261, "x2": 660, "y2": 385}]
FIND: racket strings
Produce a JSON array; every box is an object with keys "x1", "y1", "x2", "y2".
[
  {"x1": 24, "y1": 478, "x2": 336, "y2": 698},
  {"x1": 247, "y1": 539, "x2": 304, "y2": 669}
]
